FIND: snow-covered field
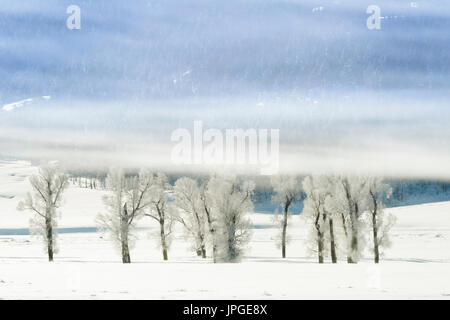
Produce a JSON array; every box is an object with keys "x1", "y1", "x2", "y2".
[{"x1": 1, "y1": 160, "x2": 450, "y2": 299}]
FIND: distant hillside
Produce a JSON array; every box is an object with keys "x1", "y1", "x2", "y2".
[{"x1": 252, "y1": 179, "x2": 450, "y2": 214}]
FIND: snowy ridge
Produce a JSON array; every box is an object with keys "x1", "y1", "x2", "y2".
[{"x1": 2, "y1": 96, "x2": 51, "y2": 112}]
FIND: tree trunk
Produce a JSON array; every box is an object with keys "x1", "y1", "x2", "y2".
[
  {"x1": 193, "y1": 209, "x2": 207, "y2": 259},
  {"x1": 120, "y1": 203, "x2": 131, "y2": 263},
  {"x1": 340, "y1": 212, "x2": 352, "y2": 263},
  {"x1": 329, "y1": 218, "x2": 337, "y2": 263},
  {"x1": 342, "y1": 179, "x2": 358, "y2": 264},
  {"x1": 373, "y1": 213, "x2": 380, "y2": 264},
  {"x1": 317, "y1": 232, "x2": 324, "y2": 263},
  {"x1": 348, "y1": 232, "x2": 358, "y2": 264},
  {"x1": 348, "y1": 204, "x2": 359, "y2": 264},
  {"x1": 281, "y1": 198, "x2": 291, "y2": 259},
  {"x1": 211, "y1": 236, "x2": 217, "y2": 263},
  {"x1": 207, "y1": 219, "x2": 217, "y2": 262},
  {"x1": 314, "y1": 213, "x2": 324, "y2": 264},
  {"x1": 204, "y1": 204, "x2": 217, "y2": 263},
  {"x1": 228, "y1": 217, "x2": 237, "y2": 262},
  {"x1": 281, "y1": 213, "x2": 287, "y2": 258},
  {"x1": 197, "y1": 231, "x2": 206, "y2": 258},
  {"x1": 201, "y1": 245, "x2": 206, "y2": 259},
  {"x1": 121, "y1": 240, "x2": 131, "y2": 263},
  {"x1": 370, "y1": 192, "x2": 380, "y2": 263},
  {"x1": 160, "y1": 220, "x2": 168, "y2": 261},
  {"x1": 46, "y1": 218, "x2": 54, "y2": 262}
]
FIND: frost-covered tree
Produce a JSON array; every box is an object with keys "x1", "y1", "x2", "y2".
[
  {"x1": 207, "y1": 175, "x2": 254, "y2": 262},
  {"x1": 302, "y1": 176, "x2": 329, "y2": 263},
  {"x1": 97, "y1": 169, "x2": 153, "y2": 263},
  {"x1": 17, "y1": 164, "x2": 69, "y2": 262},
  {"x1": 326, "y1": 176, "x2": 369, "y2": 263},
  {"x1": 271, "y1": 175, "x2": 302, "y2": 258},
  {"x1": 322, "y1": 176, "x2": 341, "y2": 264},
  {"x1": 199, "y1": 180, "x2": 218, "y2": 262},
  {"x1": 367, "y1": 177, "x2": 396, "y2": 263},
  {"x1": 306, "y1": 175, "x2": 359, "y2": 264},
  {"x1": 174, "y1": 177, "x2": 208, "y2": 258},
  {"x1": 145, "y1": 173, "x2": 175, "y2": 261}
]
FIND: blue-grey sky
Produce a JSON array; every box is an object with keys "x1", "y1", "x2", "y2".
[
  {"x1": 1, "y1": 0, "x2": 449, "y2": 100},
  {"x1": 1, "y1": 0, "x2": 449, "y2": 177}
]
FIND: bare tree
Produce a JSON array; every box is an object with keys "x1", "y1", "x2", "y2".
[
  {"x1": 327, "y1": 176, "x2": 369, "y2": 263},
  {"x1": 367, "y1": 177, "x2": 395, "y2": 263},
  {"x1": 207, "y1": 176, "x2": 254, "y2": 262},
  {"x1": 145, "y1": 173, "x2": 175, "y2": 261},
  {"x1": 97, "y1": 169, "x2": 153, "y2": 263},
  {"x1": 302, "y1": 176, "x2": 328, "y2": 263},
  {"x1": 18, "y1": 164, "x2": 69, "y2": 262},
  {"x1": 271, "y1": 175, "x2": 302, "y2": 258},
  {"x1": 322, "y1": 176, "x2": 341, "y2": 263},
  {"x1": 199, "y1": 180, "x2": 218, "y2": 262},
  {"x1": 174, "y1": 177, "x2": 208, "y2": 258}
]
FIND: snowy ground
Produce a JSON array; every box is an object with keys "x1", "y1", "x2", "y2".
[{"x1": 1, "y1": 160, "x2": 450, "y2": 299}]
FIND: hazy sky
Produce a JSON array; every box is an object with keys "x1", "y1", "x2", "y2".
[{"x1": 1, "y1": 0, "x2": 449, "y2": 177}]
